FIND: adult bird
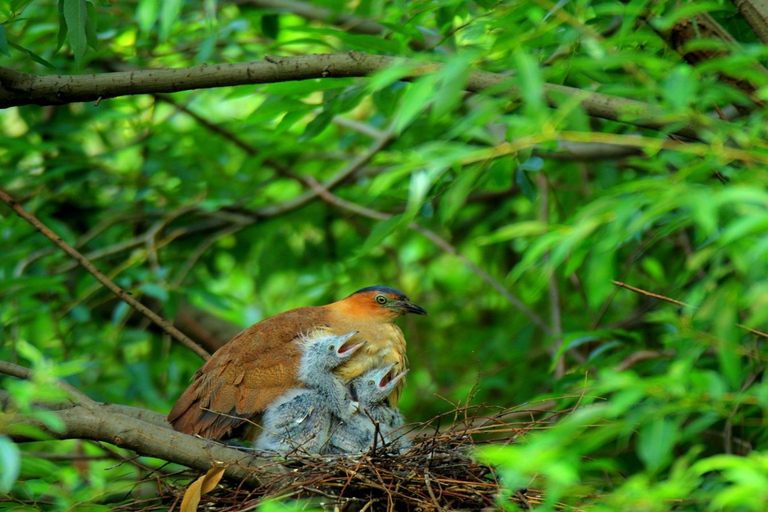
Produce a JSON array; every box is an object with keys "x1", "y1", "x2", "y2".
[{"x1": 167, "y1": 285, "x2": 427, "y2": 440}]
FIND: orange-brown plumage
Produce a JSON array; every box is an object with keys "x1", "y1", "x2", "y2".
[{"x1": 167, "y1": 286, "x2": 426, "y2": 440}]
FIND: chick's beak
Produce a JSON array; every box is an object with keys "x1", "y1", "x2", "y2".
[
  {"x1": 401, "y1": 300, "x2": 428, "y2": 316},
  {"x1": 383, "y1": 368, "x2": 410, "y2": 388},
  {"x1": 340, "y1": 340, "x2": 366, "y2": 355}
]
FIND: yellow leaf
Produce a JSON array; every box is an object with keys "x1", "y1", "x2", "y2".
[{"x1": 180, "y1": 466, "x2": 226, "y2": 512}]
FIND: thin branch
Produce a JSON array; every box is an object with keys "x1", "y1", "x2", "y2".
[
  {"x1": 155, "y1": 94, "x2": 257, "y2": 156},
  {"x1": 253, "y1": 122, "x2": 396, "y2": 217},
  {"x1": 232, "y1": 0, "x2": 432, "y2": 51},
  {"x1": 0, "y1": 360, "x2": 93, "y2": 405},
  {"x1": 303, "y1": 177, "x2": 553, "y2": 334},
  {"x1": 611, "y1": 280, "x2": 689, "y2": 307},
  {"x1": 0, "y1": 53, "x2": 713, "y2": 140},
  {"x1": 611, "y1": 280, "x2": 768, "y2": 340},
  {"x1": 616, "y1": 350, "x2": 676, "y2": 371},
  {"x1": 540, "y1": 175, "x2": 564, "y2": 377},
  {"x1": 0, "y1": 189, "x2": 211, "y2": 361}
]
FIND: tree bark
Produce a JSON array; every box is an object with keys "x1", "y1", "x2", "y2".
[
  {"x1": 0, "y1": 401, "x2": 272, "y2": 487},
  {"x1": 0, "y1": 52, "x2": 710, "y2": 140}
]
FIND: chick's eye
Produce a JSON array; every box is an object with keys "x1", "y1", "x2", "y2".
[
  {"x1": 375, "y1": 294, "x2": 387, "y2": 304},
  {"x1": 329, "y1": 344, "x2": 336, "y2": 352}
]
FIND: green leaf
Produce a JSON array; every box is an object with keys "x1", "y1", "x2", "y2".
[
  {"x1": 0, "y1": 436, "x2": 20, "y2": 493},
  {"x1": 10, "y1": 0, "x2": 34, "y2": 12},
  {"x1": 341, "y1": 33, "x2": 403, "y2": 53},
  {"x1": 63, "y1": 0, "x2": 88, "y2": 64},
  {"x1": 300, "y1": 110, "x2": 335, "y2": 141},
  {"x1": 0, "y1": 24, "x2": 9, "y2": 57},
  {"x1": 140, "y1": 283, "x2": 169, "y2": 302},
  {"x1": 394, "y1": 75, "x2": 437, "y2": 134},
  {"x1": 261, "y1": 14, "x2": 279, "y2": 39},
  {"x1": 516, "y1": 166, "x2": 537, "y2": 202},
  {"x1": 431, "y1": 53, "x2": 473, "y2": 120},
  {"x1": 159, "y1": 0, "x2": 183, "y2": 41},
  {"x1": 85, "y1": 0, "x2": 97, "y2": 50},
  {"x1": 476, "y1": 221, "x2": 550, "y2": 245},
  {"x1": 136, "y1": 0, "x2": 160, "y2": 32},
  {"x1": 56, "y1": 0, "x2": 68, "y2": 51},
  {"x1": 637, "y1": 416, "x2": 677, "y2": 472},
  {"x1": 514, "y1": 48, "x2": 546, "y2": 121},
  {"x1": 357, "y1": 215, "x2": 404, "y2": 256},
  {"x1": 439, "y1": 164, "x2": 483, "y2": 225},
  {"x1": 8, "y1": 41, "x2": 56, "y2": 69}
]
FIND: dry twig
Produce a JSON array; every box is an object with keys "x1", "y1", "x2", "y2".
[{"x1": 0, "y1": 188, "x2": 210, "y2": 360}]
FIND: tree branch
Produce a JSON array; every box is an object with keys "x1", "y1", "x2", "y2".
[
  {"x1": 302, "y1": 176, "x2": 553, "y2": 334},
  {"x1": 733, "y1": 0, "x2": 768, "y2": 44},
  {"x1": 0, "y1": 53, "x2": 710, "y2": 140},
  {"x1": 0, "y1": 360, "x2": 93, "y2": 405},
  {"x1": 0, "y1": 188, "x2": 211, "y2": 361},
  {"x1": 233, "y1": 0, "x2": 432, "y2": 51},
  {"x1": 0, "y1": 403, "x2": 268, "y2": 486}
]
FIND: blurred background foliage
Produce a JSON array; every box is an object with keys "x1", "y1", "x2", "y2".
[{"x1": 3, "y1": 0, "x2": 768, "y2": 509}]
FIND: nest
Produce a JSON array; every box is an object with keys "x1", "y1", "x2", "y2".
[{"x1": 145, "y1": 402, "x2": 578, "y2": 511}]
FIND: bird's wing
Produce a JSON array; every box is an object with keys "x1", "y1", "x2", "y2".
[{"x1": 167, "y1": 307, "x2": 330, "y2": 439}]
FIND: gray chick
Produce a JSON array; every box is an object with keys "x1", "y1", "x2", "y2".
[
  {"x1": 326, "y1": 363, "x2": 408, "y2": 453},
  {"x1": 255, "y1": 330, "x2": 364, "y2": 454}
]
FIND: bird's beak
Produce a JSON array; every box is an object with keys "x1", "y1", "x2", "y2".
[
  {"x1": 401, "y1": 300, "x2": 427, "y2": 316},
  {"x1": 382, "y1": 368, "x2": 409, "y2": 389},
  {"x1": 338, "y1": 330, "x2": 359, "y2": 342},
  {"x1": 339, "y1": 340, "x2": 366, "y2": 355}
]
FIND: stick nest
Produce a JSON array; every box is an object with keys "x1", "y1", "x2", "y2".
[{"x1": 154, "y1": 403, "x2": 565, "y2": 511}]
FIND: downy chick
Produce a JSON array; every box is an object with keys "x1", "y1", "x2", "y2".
[
  {"x1": 326, "y1": 363, "x2": 408, "y2": 453},
  {"x1": 255, "y1": 330, "x2": 364, "y2": 454}
]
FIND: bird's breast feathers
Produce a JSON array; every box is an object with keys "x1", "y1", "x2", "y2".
[{"x1": 332, "y1": 322, "x2": 406, "y2": 381}]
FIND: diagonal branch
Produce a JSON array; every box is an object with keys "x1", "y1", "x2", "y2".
[
  {"x1": 0, "y1": 360, "x2": 93, "y2": 405},
  {"x1": 301, "y1": 177, "x2": 553, "y2": 334},
  {"x1": 611, "y1": 280, "x2": 768, "y2": 339},
  {"x1": 1, "y1": 403, "x2": 268, "y2": 486},
  {"x1": 0, "y1": 188, "x2": 211, "y2": 361},
  {"x1": 0, "y1": 53, "x2": 712, "y2": 140}
]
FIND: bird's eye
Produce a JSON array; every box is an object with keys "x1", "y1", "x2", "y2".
[
  {"x1": 328, "y1": 344, "x2": 336, "y2": 352},
  {"x1": 375, "y1": 294, "x2": 387, "y2": 304}
]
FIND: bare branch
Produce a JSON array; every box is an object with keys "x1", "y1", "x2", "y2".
[
  {"x1": 302, "y1": 177, "x2": 553, "y2": 334},
  {"x1": 0, "y1": 360, "x2": 94, "y2": 406},
  {"x1": 0, "y1": 403, "x2": 268, "y2": 486},
  {"x1": 653, "y1": 11, "x2": 768, "y2": 103},
  {"x1": 612, "y1": 280, "x2": 768, "y2": 340},
  {"x1": 617, "y1": 350, "x2": 676, "y2": 371},
  {"x1": 234, "y1": 0, "x2": 432, "y2": 51},
  {"x1": 733, "y1": 0, "x2": 768, "y2": 44},
  {"x1": 0, "y1": 188, "x2": 211, "y2": 361},
  {"x1": 0, "y1": 53, "x2": 712, "y2": 140}
]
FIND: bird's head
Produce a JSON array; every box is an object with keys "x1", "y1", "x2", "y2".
[
  {"x1": 339, "y1": 285, "x2": 427, "y2": 322},
  {"x1": 298, "y1": 330, "x2": 366, "y2": 375},
  {"x1": 352, "y1": 363, "x2": 409, "y2": 403}
]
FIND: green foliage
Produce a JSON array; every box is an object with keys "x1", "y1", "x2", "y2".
[{"x1": 2, "y1": 0, "x2": 768, "y2": 509}]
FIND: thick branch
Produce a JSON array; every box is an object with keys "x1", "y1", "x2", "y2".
[
  {"x1": 0, "y1": 188, "x2": 211, "y2": 360},
  {"x1": 0, "y1": 53, "x2": 708, "y2": 140},
  {"x1": 733, "y1": 0, "x2": 768, "y2": 44},
  {"x1": 1, "y1": 403, "x2": 268, "y2": 486}
]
